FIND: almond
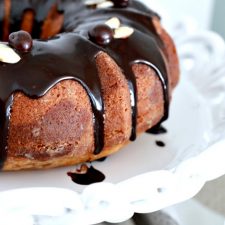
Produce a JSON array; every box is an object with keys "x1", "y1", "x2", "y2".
[
  {"x1": 97, "y1": 1, "x2": 114, "y2": 8},
  {"x1": 114, "y1": 26, "x2": 134, "y2": 39},
  {"x1": 0, "y1": 43, "x2": 21, "y2": 64},
  {"x1": 85, "y1": 0, "x2": 105, "y2": 6},
  {"x1": 105, "y1": 17, "x2": 121, "y2": 29}
]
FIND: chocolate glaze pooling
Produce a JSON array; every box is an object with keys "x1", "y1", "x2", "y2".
[
  {"x1": 0, "y1": 0, "x2": 169, "y2": 168},
  {"x1": 155, "y1": 140, "x2": 165, "y2": 147},
  {"x1": 147, "y1": 125, "x2": 167, "y2": 135},
  {"x1": 67, "y1": 165, "x2": 105, "y2": 185}
]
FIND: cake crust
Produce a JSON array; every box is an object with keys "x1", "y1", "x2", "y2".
[{"x1": 4, "y1": 52, "x2": 168, "y2": 170}]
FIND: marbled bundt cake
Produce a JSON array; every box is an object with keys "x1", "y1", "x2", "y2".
[{"x1": 0, "y1": 0, "x2": 179, "y2": 170}]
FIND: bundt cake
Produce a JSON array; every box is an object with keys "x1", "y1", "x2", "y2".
[{"x1": 0, "y1": 0, "x2": 179, "y2": 170}]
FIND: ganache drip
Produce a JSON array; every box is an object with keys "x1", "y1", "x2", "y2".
[
  {"x1": 0, "y1": 0, "x2": 169, "y2": 168},
  {"x1": 67, "y1": 165, "x2": 105, "y2": 185},
  {"x1": 146, "y1": 125, "x2": 167, "y2": 135}
]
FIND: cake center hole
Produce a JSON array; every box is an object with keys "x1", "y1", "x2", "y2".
[{"x1": 1, "y1": 5, "x2": 64, "y2": 42}]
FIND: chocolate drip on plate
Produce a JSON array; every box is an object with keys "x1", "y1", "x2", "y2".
[
  {"x1": 155, "y1": 140, "x2": 165, "y2": 147},
  {"x1": 146, "y1": 125, "x2": 167, "y2": 135},
  {"x1": 67, "y1": 165, "x2": 105, "y2": 185}
]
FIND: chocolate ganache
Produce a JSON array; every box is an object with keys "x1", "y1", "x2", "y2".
[{"x1": 0, "y1": 0, "x2": 169, "y2": 168}]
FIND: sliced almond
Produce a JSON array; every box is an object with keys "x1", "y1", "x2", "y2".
[
  {"x1": 0, "y1": 43, "x2": 21, "y2": 64},
  {"x1": 85, "y1": 0, "x2": 105, "y2": 6},
  {"x1": 105, "y1": 17, "x2": 120, "y2": 29},
  {"x1": 97, "y1": 1, "x2": 114, "y2": 8},
  {"x1": 114, "y1": 26, "x2": 134, "y2": 39}
]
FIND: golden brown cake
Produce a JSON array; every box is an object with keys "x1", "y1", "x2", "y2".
[{"x1": 0, "y1": 0, "x2": 179, "y2": 171}]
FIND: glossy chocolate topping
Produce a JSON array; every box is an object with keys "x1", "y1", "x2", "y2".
[{"x1": 0, "y1": 0, "x2": 169, "y2": 168}]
